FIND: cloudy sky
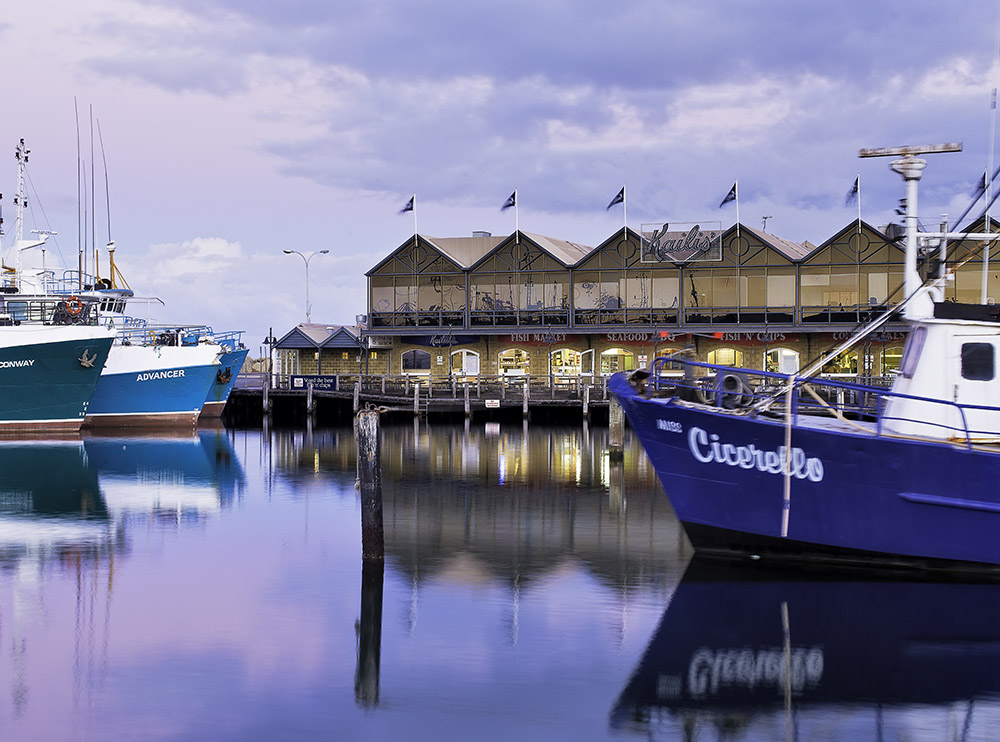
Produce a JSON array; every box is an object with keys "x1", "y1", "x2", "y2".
[{"x1": 2, "y1": 1, "x2": 999, "y2": 352}]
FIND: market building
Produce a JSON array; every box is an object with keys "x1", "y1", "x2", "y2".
[{"x1": 278, "y1": 216, "x2": 1000, "y2": 383}]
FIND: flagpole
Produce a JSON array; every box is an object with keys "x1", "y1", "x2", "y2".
[
  {"x1": 735, "y1": 179, "x2": 740, "y2": 246},
  {"x1": 623, "y1": 184, "x2": 627, "y2": 235},
  {"x1": 856, "y1": 173, "x2": 862, "y2": 234},
  {"x1": 515, "y1": 187, "x2": 519, "y2": 237}
]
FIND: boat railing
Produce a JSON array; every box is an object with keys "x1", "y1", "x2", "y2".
[
  {"x1": 647, "y1": 356, "x2": 990, "y2": 447},
  {"x1": 115, "y1": 324, "x2": 220, "y2": 347}
]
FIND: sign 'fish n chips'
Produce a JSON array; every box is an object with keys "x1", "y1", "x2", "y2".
[{"x1": 640, "y1": 221, "x2": 723, "y2": 263}]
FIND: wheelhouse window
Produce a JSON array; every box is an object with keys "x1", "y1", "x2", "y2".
[
  {"x1": 961, "y1": 342, "x2": 995, "y2": 381},
  {"x1": 899, "y1": 326, "x2": 926, "y2": 378}
]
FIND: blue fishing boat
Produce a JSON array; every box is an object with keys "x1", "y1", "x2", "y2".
[
  {"x1": 610, "y1": 144, "x2": 1000, "y2": 574},
  {"x1": 200, "y1": 333, "x2": 248, "y2": 419},
  {"x1": 84, "y1": 330, "x2": 220, "y2": 428}
]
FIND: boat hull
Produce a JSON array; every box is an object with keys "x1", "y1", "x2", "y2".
[
  {"x1": 85, "y1": 343, "x2": 220, "y2": 428},
  {"x1": 609, "y1": 372, "x2": 1000, "y2": 573},
  {"x1": 0, "y1": 326, "x2": 114, "y2": 432},
  {"x1": 200, "y1": 347, "x2": 248, "y2": 419}
]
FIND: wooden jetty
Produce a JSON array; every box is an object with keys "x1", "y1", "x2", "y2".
[{"x1": 228, "y1": 372, "x2": 617, "y2": 423}]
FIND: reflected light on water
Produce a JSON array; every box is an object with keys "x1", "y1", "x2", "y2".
[{"x1": 2, "y1": 423, "x2": 997, "y2": 740}]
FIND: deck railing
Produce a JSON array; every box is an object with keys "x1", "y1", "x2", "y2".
[{"x1": 236, "y1": 371, "x2": 611, "y2": 402}]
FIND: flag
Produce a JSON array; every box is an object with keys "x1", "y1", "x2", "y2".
[
  {"x1": 719, "y1": 183, "x2": 737, "y2": 208},
  {"x1": 972, "y1": 168, "x2": 989, "y2": 197},
  {"x1": 845, "y1": 176, "x2": 859, "y2": 206},
  {"x1": 606, "y1": 186, "x2": 624, "y2": 210},
  {"x1": 399, "y1": 195, "x2": 414, "y2": 214},
  {"x1": 501, "y1": 190, "x2": 516, "y2": 211}
]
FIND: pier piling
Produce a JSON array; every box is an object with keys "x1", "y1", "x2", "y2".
[
  {"x1": 355, "y1": 558, "x2": 384, "y2": 708},
  {"x1": 356, "y1": 406, "x2": 385, "y2": 559},
  {"x1": 609, "y1": 396, "x2": 624, "y2": 462}
]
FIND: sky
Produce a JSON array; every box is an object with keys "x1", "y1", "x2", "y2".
[{"x1": 2, "y1": 0, "x2": 1000, "y2": 353}]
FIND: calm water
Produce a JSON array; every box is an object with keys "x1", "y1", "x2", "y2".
[{"x1": 0, "y1": 422, "x2": 998, "y2": 741}]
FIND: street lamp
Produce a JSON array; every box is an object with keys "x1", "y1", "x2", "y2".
[{"x1": 284, "y1": 249, "x2": 329, "y2": 323}]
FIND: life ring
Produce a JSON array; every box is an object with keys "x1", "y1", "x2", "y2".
[{"x1": 65, "y1": 296, "x2": 83, "y2": 316}]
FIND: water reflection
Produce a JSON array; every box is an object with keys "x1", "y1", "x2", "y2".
[
  {"x1": 612, "y1": 556, "x2": 1000, "y2": 739},
  {"x1": 0, "y1": 431, "x2": 244, "y2": 722},
  {"x1": 84, "y1": 431, "x2": 246, "y2": 524}
]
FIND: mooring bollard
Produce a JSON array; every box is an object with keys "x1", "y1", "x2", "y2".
[
  {"x1": 356, "y1": 406, "x2": 385, "y2": 560},
  {"x1": 609, "y1": 396, "x2": 624, "y2": 462}
]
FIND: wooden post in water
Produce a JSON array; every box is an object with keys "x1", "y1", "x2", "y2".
[
  {"x1": 356, "y1": 406, "x2": 385, "y2": 559},
  {"x1": 355, "y1": 559, "x2": 384, "y2": 708},
  {"x1": 355, "y1": 411, "x2": 384, "y2": 708},
  {"x1": 464, "y1": 382, "x2": 471, "y2": 418},
  {"x1": 354, "y1": 381, "x2": 361, "y2": 413},
  {"x1": 583, "y1": 383, "x2": 591, "y2": 421},
  {"x1": 522, "y1": 380, "x2": 529, "y2": 419},
  {"x1": 413, "y1": 382, "x2": 420, "y2": 417},
  {"x1": 306, "y1": 380, "x2": 314, "y2": 414},
  {"x1": 262, "y1": 375, "x2": 270, "y2": 414},
  {"x1": 609, "y1": 395, "x2": 624, "y2": 462}
]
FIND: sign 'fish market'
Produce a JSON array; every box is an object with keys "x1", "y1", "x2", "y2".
[{"x1": 641, "y1": 222, "x2": 723, "y2": 263}]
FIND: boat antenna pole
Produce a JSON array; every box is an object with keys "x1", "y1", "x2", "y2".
[
  {"x1": 97, "y1": 116, "x2": 115, "y2": 287},
  {"x1": 750, "y1": 144, "x2": 962, "y2": 413},
  {"x1": 14, "y1": 139, "x2": 27, "y2": 292}
]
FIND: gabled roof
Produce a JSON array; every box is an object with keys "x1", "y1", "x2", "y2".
[
  {"x1": 468, "y1": 230, "x2": 595, "y2": 271},
  {"x1": 366, "y1": 234, "x2": 501, "y2": 275},
  {"x1": 736, "y1": 224, "x2": 812, "y2": 261},
  {"x1": 520, "y1": 232, "x2": 594, "y2": 265},
  {"x1": 578, "y1": 226, "x2": 648, "y2": 268},
  {"x1": 275, "y1": 323, "x2": 361, "y2": 350},
  {"x1": 799, "y1": 220, "x2": 899, "y2": 262},
  {"x1": 423, "y1": 235, "x2": 505, "y2": 268}
]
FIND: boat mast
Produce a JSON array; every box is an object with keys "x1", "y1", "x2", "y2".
[{"x1": 859, "y1": 143, "x2": 961, "y2": 320}]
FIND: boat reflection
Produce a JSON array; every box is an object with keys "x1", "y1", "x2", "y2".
[
  {"x1": 0, "y1": 439, "x2": 110, "y2": 566},
  {"x1": 83, "y1": 430, "x2": 245, "y2": 523},
  {"x1": 612, "y1": 557, "x2": 1000, "y2": 738},
  {"x1": 0, "y1": 432, "x2": 245, "y2": 569}
]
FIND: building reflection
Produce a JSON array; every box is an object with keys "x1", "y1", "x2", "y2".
[{"x1": 268, "y1": 421, "x2": 691, "y2": 593}]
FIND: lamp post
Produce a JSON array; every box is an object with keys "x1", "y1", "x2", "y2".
[
  {"x1": 263, "y1": 328, "x2": 277, "y2": 389},
  {"x1": 284, "y1": 249, "x2": 329, "y2": 323}
]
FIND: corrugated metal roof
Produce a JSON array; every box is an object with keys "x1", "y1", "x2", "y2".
[
  {"x1": 522, "y1": 232, "x2": 595, "y2": 266},
  {"x1": 740, "y1": 225, "x2": 812, "y2": 261},
  {"x1": 423, "y1": 235, "x2": 505, "y2": 268}
]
